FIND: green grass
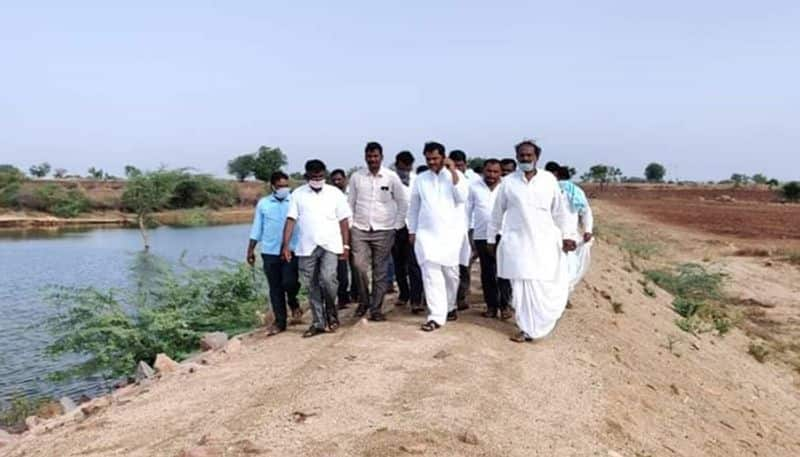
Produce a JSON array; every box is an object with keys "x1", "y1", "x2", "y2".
[
  {"x1": 0, "y1": 393, "x2": 52, "y2": 431},
  {"x1": 748, "y1": 343, "x2": 769, "y2": 363}
]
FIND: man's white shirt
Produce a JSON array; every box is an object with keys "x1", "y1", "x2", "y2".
[
  {"x1": 287, "y1": 184, "x2": 352, "y2": 256},
  {"x1": 466, "y1": 179, "x2": 500, "y2": 241},
  {"x1": 347, "y1": 166, "x2": 408, "y2": 231},
  {"x1": 407, "y1": 169, "x2": 469, "y2": 266},
  {"x1": 487, "y1": 170, "x2": 575, "y2": 280}
]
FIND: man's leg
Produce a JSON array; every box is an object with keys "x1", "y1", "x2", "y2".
[
  {"x1": 368, "y1": 229, "x2": 395, "y2": 318},
  {"x1": 350, "y1": 227, "x2": 373, "y2": 316},
  {"x1": 457, "y1": 265, "x2": 470, "y2": 310},
  {"x1": 420, "y1": 261, "x2": 448, "y2": 326},
  {"x1": 392, "y1": 227, "x2": 411, "y2": 305},
  {"x1": 475, "y1": 240, "x2": 500, "y2": 315},
  {"x1": 318, "y1": 249, "x2": 340, "y2": 327},
  {"x1": 262, "y1": 254, "x2": 288, "y2": 331},
  {"x1": 443, "y1": 264, "x2": 460, "y2": 318},
  {"x1": 298, "y1": 249, "x2": 326, "y2": 330},
  {"x1": 408, "y1": 246, "x2": 424, "y2": 311},
  {"x1": 336, "y1": 258, "x2": 350, "y2": 308},
  {"x1": 284, "y1": 255, "x2": 301, "y2": 315},
  {"x1": 499, "y1": 278, "x2": 512, "y2": 310}
]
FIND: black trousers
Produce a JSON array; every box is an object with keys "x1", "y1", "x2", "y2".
[
  {"x1": 336, "y1": 259, "x2": 350, "y2": 304},
  {"x1": 261, "y1": 253, "x2": 300, "y2": 329},
  {"x1": 474, "y1": 239, "x2": 511, "y2": 311},
  {"x1": 392, "y1": 226, "x2": 424, "y2": 305}
]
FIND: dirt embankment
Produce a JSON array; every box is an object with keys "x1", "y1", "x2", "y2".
[
  {"x1": 3, "y1": 200, "x2": 800, "y2": 457},
  {"x1": 0, "y1": 179, "x2": 265, "y2": 230}
]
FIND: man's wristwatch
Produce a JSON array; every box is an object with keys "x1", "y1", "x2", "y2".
[{"x1": 343, "y1": 244, "x2": 350, "y2": 250}]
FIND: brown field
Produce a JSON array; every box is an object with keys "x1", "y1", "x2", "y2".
[{"x1": 586, "y1": 184, "x2": 800, "y2": 240}]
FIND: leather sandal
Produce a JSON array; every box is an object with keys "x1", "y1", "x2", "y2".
[{"x1": 420, "y1": 320, "x2": 441, "y2": 332}]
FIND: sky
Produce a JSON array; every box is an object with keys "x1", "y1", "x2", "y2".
[{"x1": 1, "y1": 1, "x2": 799, "y2": 181}]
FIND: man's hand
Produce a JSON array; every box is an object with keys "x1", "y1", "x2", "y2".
[
  {"x1": 246, "y1": 249, "x2": 256, "y2": 266},
  {"x1": 583, "y1": 232, "x2": 593, "y2": 243},
  {"x1": 408, "y1": 234, "x2": 416, "y2": 246},
  {"x1": 562, "y1": 239, "x2": 577, "y2": 252},
  {"x1": 340, "y1": 247, "x2": 350, "y2": 261},
  {"x1": 443, "y1": 158, "x2": 455, "y2": 170},
  {"x1": 281, "y1": 246, "x2": 293, "y2": 262}
]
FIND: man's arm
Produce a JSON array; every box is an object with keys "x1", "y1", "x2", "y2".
[
  {"x1": 281, "y1": 218, "x2": 297, "y2": 261},
  {"x1": 407, "y1": 178, "x2": 421, "y2": 245},
  {"x1": 392, "y1": 173, "x2": 409, "y2": 229},
  {"x1": 246, "y1": 201, "x2": 264, "y2": 265},
  {"x1": 487, "y1": 183, "x2": 506, "y2": 252},
  {"x1": 552, "y1": 184, "x2": 577, "y2": 252},
  {"x1": 339, "y1": 218, "x2": 350, "y2": 260},
  {"x1": 451, "y1": 171, "x2": 469, "y2": 205},
  {"x1": 581, "y1": 203, "x2": 594, "y2": 242},
  {"x1": 347, "y1": 175, "x2": 357, "y2": 214}
]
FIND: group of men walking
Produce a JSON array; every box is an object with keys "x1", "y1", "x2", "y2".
[{"x1": 246, "y1": 140, "x2": 593, "y2": 342}]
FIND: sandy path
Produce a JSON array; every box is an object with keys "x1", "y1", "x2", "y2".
[{"x1": 5, "y1": 201, "x2": 800, "y2": 457}]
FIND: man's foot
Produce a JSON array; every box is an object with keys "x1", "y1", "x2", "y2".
[
  {"x1": 447, "y1": 310, "x2": 458, "y2": 321},
  {"x1": 303, "y1": 326, "x2": 326, "y2": 338},
  {"x1": 509, "y1": 331, "x2": 533, "y2": 343},
  {"x1": 395, "y1": 300, "x2": 408, "y2": 307},
  {"x1": 420, "y1": 320, "x2": 441, "y2": 332},
  {"x1": 337, "y1": 299, "x2": 350, "y2": 310},
  {"x1": 565, "y1": 300, "x2": 573, "y2": 309},
  {"x1": 327, "y1": 318, "x2": 340, "y2": 332},
  {"x1": 482, "y1": 309, "x2": 498, "y2": 319},
  {"x1": 410, "y1": 303, "x2": 425, "y2": 314},
  {"x1": 368, "y1": 312, "x2": 387, "y2": 322},
  {"x1": 500, "y1": 308, "x2": 513, "y2": 320},
  {"x1": 291, "y1": 307, "x2": 304, "y2": 320},
  {"x1": 387, "y1": 284, "x2": 397, "y2": 294},
  {"x1": 266, "y1": 325, "x2": 285, "y2": 337},
  {"x1": 457, "y1": 302, "x2": 469, "y2": 311},
  {"x1": 354, "y1": 304, "x2": 368, "y2": 318}
]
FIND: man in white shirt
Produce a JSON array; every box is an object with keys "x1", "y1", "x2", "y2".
[
  {"x1": 282, "y1": 159, "x2": 352, "y2": 338},
  {"x1": 448, "y1": 149, "x2": 476, "y2": 311},
  {"x1": 467, "y1": 159, "x2": 512, "y2": 320},
  {"x1": 545, "y1": 162, "x2": 594, "y2": 294},
  {"x1": 348, "y1": 142, "x2": 409, "y2": 321},
  {"x1": 487, "y1": 140, "x2": 577, "y2": 342},
  {"x1": 391, "y1": 150, "x2": 425, "y2": 313},
  {"x1": 408, "y1": 142, "x2": 470, "y2": 331}
]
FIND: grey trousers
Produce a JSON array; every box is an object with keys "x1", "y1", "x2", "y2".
[
  {"x1": 298, "y1": 246, "x2": 339, "y2": 330},
  {"x1": 351, "y1": 227, "x2": 395, "y2": 315}
]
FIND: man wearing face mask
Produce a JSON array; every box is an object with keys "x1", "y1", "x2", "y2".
[
  {"x1": 247, "y1": 171, "x2": 303, "y2": 336},
  {"x1": 282, "y1": 160, "x2": 352, "y2": 337},
  {"x1": 487, "y1": 140, "x2": 577, "y2": 343},
  {"x1": 348, "y1": 142, "x2": 409, "y2": 322}
]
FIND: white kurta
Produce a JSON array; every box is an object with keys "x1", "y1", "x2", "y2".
[
  {"x1": 408, "y1": 169, "x2": 469, "y2": 267},
  {"x1": 563, "y1": 191, "x2": 594, "y2": 293},
  {"x1": 488, "y1": 170, "x2": 576, "y2": 338}
]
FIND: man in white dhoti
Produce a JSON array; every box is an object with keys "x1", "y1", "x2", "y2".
[
  {"x1": 545, "y1": 162, "x2": 594, "y2": 294},
  {"x1": 408, "y1": 142, "x2": 470, "y2": 331},
  {"x1": 487, "y1": 141, "x2": 577, "y2": 342}
]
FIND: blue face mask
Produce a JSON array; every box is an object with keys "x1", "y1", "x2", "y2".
[
  {"x1": 518, "y1": 161, "x2": 535, "y2": 172},
  {"x1": 273, "y1": 187, "x2": 290, "y2": 200}
]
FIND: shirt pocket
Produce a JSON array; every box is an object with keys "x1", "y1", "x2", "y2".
[{"x1": 377, "y1": 184, "x2": 393, "y2": 203}]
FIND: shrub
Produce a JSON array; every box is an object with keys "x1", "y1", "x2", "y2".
[
  {"x1": 29, "y1": 184, "x2": 90, "y2": 218},
  {"x1": 0, "y1": 393, "x2": 53, "y2": 431},
  {"x1": 748, "y1": 343, "x2": 768, "y2": 363},
  {"x1": 43, "y1": 254, "x2": 265, "y2": 380},
  {"x1": 170, "y1": 174, "x2": 236, "y2": 209},
  {"x1": 782, "y1": 181, "x2": 800, "y2": 202},
  {"x1": 0, "y1": 165, "x2": 25, "y2": 207}
]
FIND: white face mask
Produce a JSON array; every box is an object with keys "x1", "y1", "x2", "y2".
[
  {"x1": 308, "y1": 179, "x2": 325, "y2": 190},
  {"x1": 518, "y1": 162, "x2": 535, "y2": 172}
]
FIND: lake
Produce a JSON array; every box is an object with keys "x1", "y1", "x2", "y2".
[{"x1": 0, "y1": 223, "x2": 253, "y2": 406}]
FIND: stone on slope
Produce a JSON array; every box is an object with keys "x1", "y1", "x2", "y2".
[
  {"x1": 135, "y1": 361, "x2": 156, "y2": 381},
  {"x1": 199, "y1": 332, "x2": 228, "y2": 351},
  {"x1": 154, "y1": 353, "x2": 179, "y2": 373}
]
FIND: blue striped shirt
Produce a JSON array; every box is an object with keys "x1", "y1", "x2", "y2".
[{"x1": 249, "y1": 193, "x2": 298, "y2": 255}]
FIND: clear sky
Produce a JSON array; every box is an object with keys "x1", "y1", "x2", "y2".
[{"x1": 2, "y1": 1, "x2": 798, "y2": 181}]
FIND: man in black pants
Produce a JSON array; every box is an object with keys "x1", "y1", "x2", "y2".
[
  {"x1": 330, "y1": 169, "x2": 356, "y2": 309},
  {"x1": 391, "y1": 151, "x2": 425, "y2": 312},
  {"x1": 467, "y1": 159, "x2": 512, "y2": 319},
  {"x1": 246, "y1": 171, "x2": 303, "y2": 336}
]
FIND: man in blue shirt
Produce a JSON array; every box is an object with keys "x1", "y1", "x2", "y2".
[{"x1": 247, "y1": 171, "x2": 302, "y2": 336}]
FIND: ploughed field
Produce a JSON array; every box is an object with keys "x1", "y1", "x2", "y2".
[{"x1": 586, "y1": 184, "x2": 800, "y2": 240}]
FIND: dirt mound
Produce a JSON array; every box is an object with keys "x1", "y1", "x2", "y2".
[{"x1": 5, "y1": 203, "x2": 800, "y2": 457}]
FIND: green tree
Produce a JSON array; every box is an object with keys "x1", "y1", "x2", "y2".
[
  {"x1": 227, "y1": 154, "x2": 257, "y2": 182},
  {"x1": 644, "y1": 163, "x2": 666, "y2": 182},
  {"x1": 29, "y1": 162, "x2": 51, "y2": 178},
  {"x1": 467, "y1": 157, "x2": 487, "y2": 173},
  {"x1": 782, "y1": 181, "x2": 800, "y2": 202},
  {"x1": 751, "y1": 173, "x2": 768, "y2": 185},
  {"x1": 252, "y1": 146, "x2": 287, "y2": 182},
  {"x1": 0, "y1": 165, "x2": 25, "y2": 207},
  {"x1": 53, "y1": 168, "x2": 67, "y2": 179},
  {"x1": 124, "y1": 165, "x2": 142, "y2": 178},
  {"x1": 87, "y1": 167, "x2": 104, "y2": 180},
  {"x1": 730, "y1": 173, "x2": 750, "y2": 186},
  {"x1": 122, "y1": 170, "x2": 180, "y2": 250},
  {"x1": 766, "y1": 178, "x2": 780, "y2": 188}
]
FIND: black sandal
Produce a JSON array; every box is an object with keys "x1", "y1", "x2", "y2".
[
  {"x1": 303, "y1": 326, "x2": 326, "y2": 338},
  {"x1": 482, "y1": 309, "x2": 498, "y2": 319},
  {"x1": 420, "y1": 320, "x2": 441, "y2": 332},
  {"x1": 510, "y1": 331, "x2": 533, "y2": 343},
  {"x1": 447, "y1": 310, "x2": 458, "y2": 321},
  {"x1": 410, "y1": 303, "x2": 425, "y2": 314},
  {"x1": 328, "y1": 319, "x2": 340, "y2": 332}
]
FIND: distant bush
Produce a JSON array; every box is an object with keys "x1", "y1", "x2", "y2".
[
  {"x1": 27, "y1": 183, "x2": 90, "y2": 218},
  {"x1": 0, "y1": 165, "x2": 25, "y2": 207},
  {"x1": 44, "y1": 254, "x2": 266, "y2": 380},
  {"x1": 0, "y1": 393, "x2": 53, "y2": 431},
  {"x1": 782, "y1": 181, "x2": 800, "y2": 202},
  {"x1": 170, "y1": 174, "x2": 236, "y2": 209}
]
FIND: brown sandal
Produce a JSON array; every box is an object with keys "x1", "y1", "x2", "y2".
[
  {"x1": 500, "y1": 308, "x2": 513, "y2": 320},
  {"x1": 510, "y1": 331, "x2": 533, "y2": 343}
]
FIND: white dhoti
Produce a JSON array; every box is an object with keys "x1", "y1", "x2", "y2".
[
  {"x1": 420, "y1": 261, "x2": 459, "y2": 325},
  {"x1": 511, "y1": 276, "x2": 569, "y2": 339},
  {"x1": 567, "y1": 240, "x2": 592, "y2": 293}
]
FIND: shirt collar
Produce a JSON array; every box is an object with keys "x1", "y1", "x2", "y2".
[{"x1": 362, "y1": 166, "x2": 385, "y2": 177}]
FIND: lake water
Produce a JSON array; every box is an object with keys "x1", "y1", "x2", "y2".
[{"x1": 0, "y1": 224, "x2": 253, "y2": 405}]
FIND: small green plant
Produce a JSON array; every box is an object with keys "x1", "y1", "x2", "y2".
[
  {"x1": 748, "y1": 342, "x2": 769, "y2": 363},
  {"x1": 0, "y1": 393, "x2": 51, "y2": 430}
]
